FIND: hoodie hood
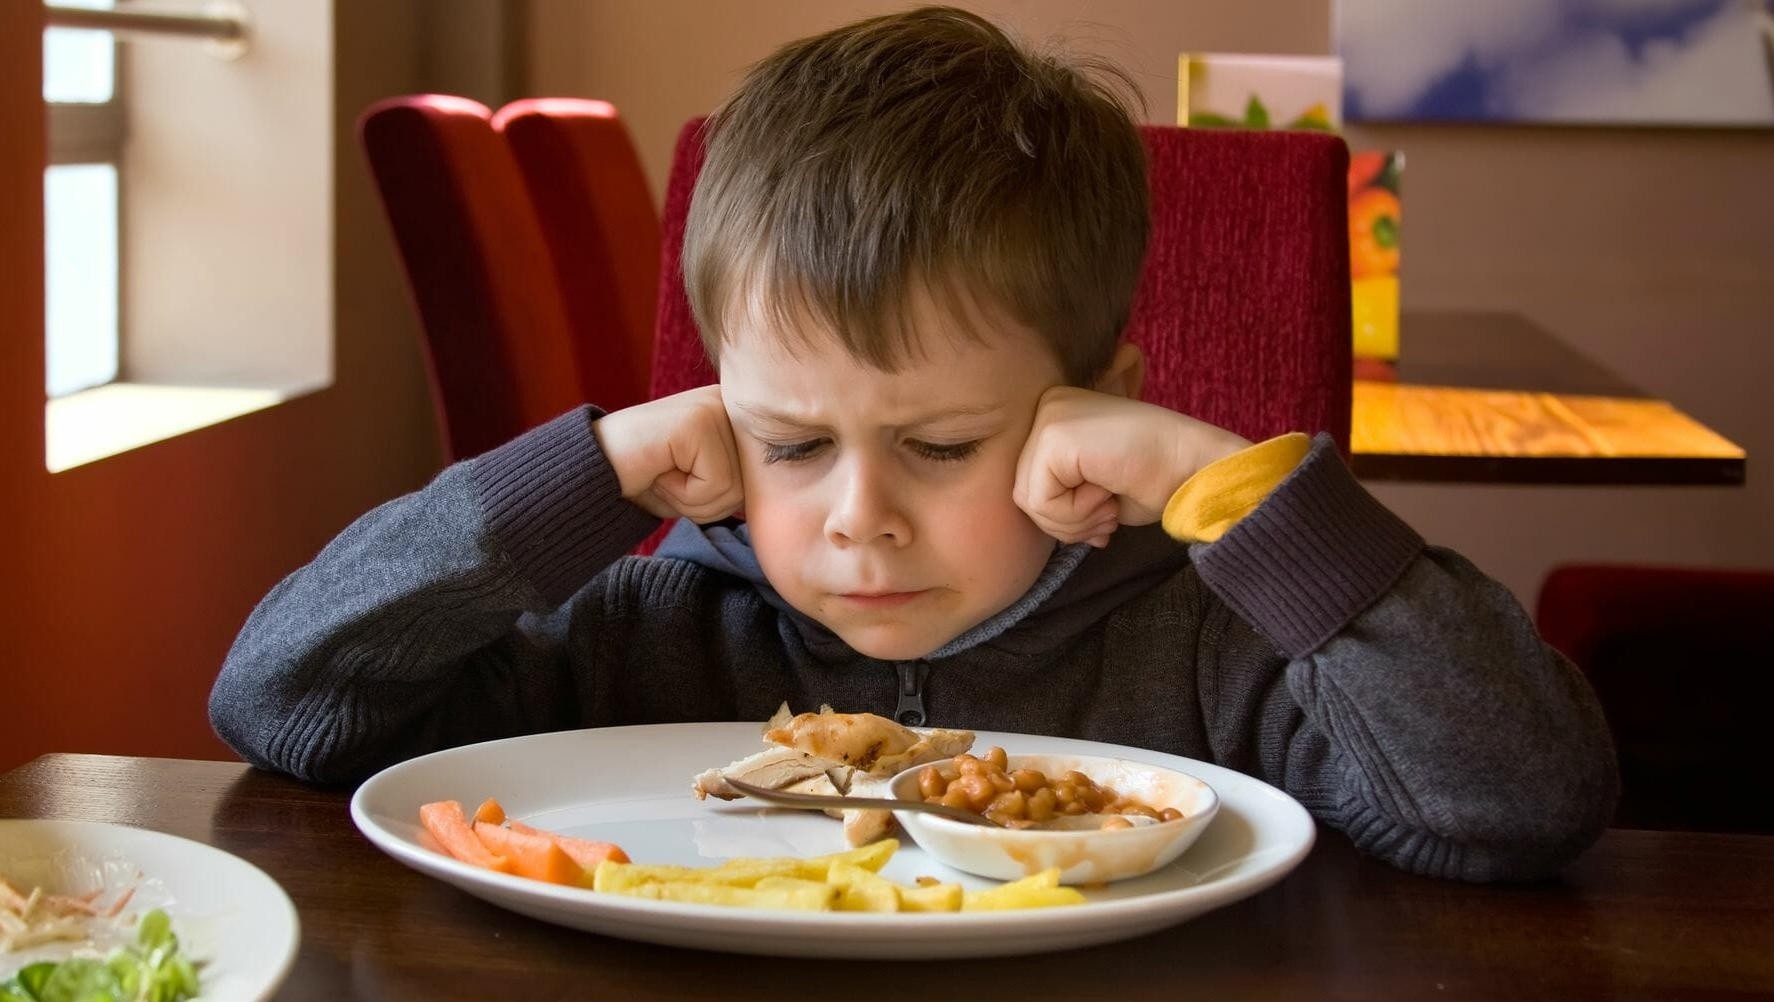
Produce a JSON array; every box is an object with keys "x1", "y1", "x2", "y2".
[{"x1": 654, "y1": 516, "x2": 1193, "y2": 662}]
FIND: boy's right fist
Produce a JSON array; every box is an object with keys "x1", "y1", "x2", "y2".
[{"x1": 592, "y1": 385, "x2": 744, "y2": 523}]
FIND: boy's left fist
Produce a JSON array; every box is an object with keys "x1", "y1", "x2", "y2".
[{"x1": 1013, "y1": 386, "x2": 1250, "y2": 547}]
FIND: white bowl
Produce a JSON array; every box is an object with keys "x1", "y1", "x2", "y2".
[{"x1": 888, "y1": 753, "x2": 1220, "y2": 885}]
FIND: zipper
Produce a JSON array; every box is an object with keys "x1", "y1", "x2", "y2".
[{"x1": 893, "y1": 661, "x2": 929, "y2": 727}]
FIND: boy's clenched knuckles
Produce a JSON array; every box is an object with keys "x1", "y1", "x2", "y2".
[{"x1": 596, "y1": 386, "x2": 745, "y2": 524}]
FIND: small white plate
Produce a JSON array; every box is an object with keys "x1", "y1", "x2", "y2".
[
  {"x1": 352, "y1": 722, "x2": 1315, "y2": 959},
  {"x1": 0, "y1": 819, "x2": 300, "y2": 1000}
]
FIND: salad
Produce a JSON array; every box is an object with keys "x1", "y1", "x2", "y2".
[
  {"x1": 0, "y1": 908, "x2": 198, "y2": 1002},
  {"x1": 3, "y1": 875, "x2": 199, "y2": 1002}
]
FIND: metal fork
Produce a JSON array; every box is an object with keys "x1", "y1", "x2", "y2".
[{"x1": 721, "y1": 776, "x2": 1005, "y2": 828}]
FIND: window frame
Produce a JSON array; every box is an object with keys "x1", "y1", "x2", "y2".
[{"x1": 45, "y1": 27, "x2": 126, "y2": 397}]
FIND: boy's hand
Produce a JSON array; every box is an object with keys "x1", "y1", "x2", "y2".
[
  {"x1": 1014, "y1": 386, "x2": 1251, "y2": 547},
  {"x1": 593, "y1": 385, "x2": 744, "y2": 523}
]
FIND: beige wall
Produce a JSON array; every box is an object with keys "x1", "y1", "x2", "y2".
[
  {"x1": 527, "y1": 0, "x2": 1772, "y2": 606},
  {"x1": 124, "y1": 0, "x2": 331, "y2": 387},
  {"x1": 528, "y1": 0, "x2": 1328, "y2": 202}
]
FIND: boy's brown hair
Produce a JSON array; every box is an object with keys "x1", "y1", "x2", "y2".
[{"x1": 683, "y1": 5, "x2": 1148, "y2": 385}]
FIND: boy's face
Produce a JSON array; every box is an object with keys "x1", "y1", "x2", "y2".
[{"x1": 719, "y1": 290, "x2": 1066, "y2": 661}]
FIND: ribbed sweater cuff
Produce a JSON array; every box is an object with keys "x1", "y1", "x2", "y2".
[
  {"x1": 1192, "y1": 433, "x2": 1423, "y2": 658},
  {"x1": 467, "y1": 406, "x2": 660, "y2": 605}
]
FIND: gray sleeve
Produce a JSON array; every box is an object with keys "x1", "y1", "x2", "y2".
[
  {"x1": 207, "y1": 407, "x2": 659, "y2": 783},
  {"x1": 1191, "y1": 434, "x2": 1620, "y2": 882}
]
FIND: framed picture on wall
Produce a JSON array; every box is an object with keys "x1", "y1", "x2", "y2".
[{"x1": 1338, "y1": 0, "x2": 1774, "y2": 128}]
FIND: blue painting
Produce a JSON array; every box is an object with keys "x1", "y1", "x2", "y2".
[{"x1": 1338, "y1": 0, "x2": 1774, "y2": 127}]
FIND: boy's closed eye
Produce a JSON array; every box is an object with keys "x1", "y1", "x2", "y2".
[{"x1": 759, "y1": 439, "x2": 983, "y2": 465}]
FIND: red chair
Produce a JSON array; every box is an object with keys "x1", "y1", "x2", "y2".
[
  {"x1": 650, "y1": 119, "x2": 1352, "y2": 450},
  {"x1": 360, "y1": 95, "x2": 584, "y2": 461},
  {"x1": 1537, "y1": 563, "x2": 1774, "y2": 834},
  {"x1": 494, "y1": 98, "x2": 658, "y2": 414}
]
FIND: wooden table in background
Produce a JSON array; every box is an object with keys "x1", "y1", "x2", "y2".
[
  {"x1": 1350, "y1": 312, "x2": 1747, "y2": 485},
  {"x1": 5, "y1": 754, "x2": 1772, "y2": 1001}
]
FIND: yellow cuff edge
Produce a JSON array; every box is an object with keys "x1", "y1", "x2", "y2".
[{"x1": 1161, "y1": 432, "x2": 1312, "y2": 543}]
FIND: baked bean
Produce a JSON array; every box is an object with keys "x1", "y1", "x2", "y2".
[
  {"x1": 1079, "y1": 786, "x2": 1106, "y2": 813},
  {"x1": 986, "y1": 789, "x2": 1027, "y2": 822},
  {"x1": 919, "y1": 746, "x2": 1182, "y2": 829},
  {"x1": 959, "y1": 774, "x2": 996, "y2": 810},
  {"x1": 917, "y1": 765, "x2": 947, "y2": 799}
]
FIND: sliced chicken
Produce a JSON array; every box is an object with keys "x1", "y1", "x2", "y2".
[
  {"x1": 690, "y1": 746, "x2": 834, "y2": 801},
  {"x1": 694, "y1": 704, "x2": 978, "y2": 845},
  {"x1": 764, "y1": 706, "x2": 977, "y2": 777}
]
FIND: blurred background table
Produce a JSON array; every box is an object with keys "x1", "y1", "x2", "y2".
[
  {"x1": 5, "y1": 753, "x2": 1773, "y2": 1000},
  {"x1": 1351, "y1": 312, "x2": 1747, "y2": 485}
]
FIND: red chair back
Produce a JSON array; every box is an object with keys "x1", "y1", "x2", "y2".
[
  {"x1": 1127, "y1": 127, "x2": 1351, "y2": 450},
  {"x1": 359, "y1": 95, "x2": 582, "y2": 461},
  {"x1": 651, "y1": 119, "x2": 717, "y2": 399},
  {"x1": 495, "y1": 98, "x2": 658, "y2": 413},
  {"x1": 1538, "y1": 563, "x2": 1774, "y2": 834},
  {"x1": 649, "y1": 120, "x2": 1351, "y2": 450}
]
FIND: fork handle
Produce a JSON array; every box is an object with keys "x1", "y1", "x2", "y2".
[{"x1": 721, "y1": 777, "x2": 999, "y2": 827}]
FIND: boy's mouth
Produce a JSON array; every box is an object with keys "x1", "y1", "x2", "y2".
[{"x1": 835, "y1": 590, "x2": 929, "y2": 609}]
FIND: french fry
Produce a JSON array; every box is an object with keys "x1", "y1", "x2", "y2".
[
  {"x1": 961, "y1": 868, "x2": 1085, "y2": 911},
  {"x1": 615, "y1": 879, "x2": 837, "y2": 911},
  {"x1": 595, "y1": 841, "x2": 1081, "y2": 913},
  {"x1": 827, "y1": 861, "x2": 900, "y2": 912},
  {"x1": 592, "y1": 841, "x2": 899, "y2": 893},
  {"x1": 896, "y1": 881, "x2": 963, "y2": 912},
  {"x1": 962, "y1": 886, "x2": 1087, "y2": 910},
  {"x1": 802, "y1": 839, "x2": 897, "y2": 877}
]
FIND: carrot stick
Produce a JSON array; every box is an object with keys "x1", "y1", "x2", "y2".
[
  {"x1": 419, "y1": 800, "x2": 512, "y2": 873},
  {"x1": 472, "y1": 822, "x2": 582, "y2": 886},
  {"x1": 100, "y1": 886, "x2": 135, "y2": 918},
  {"x1": 507, "y1": 820, "x2": 630, "y2": 870}
]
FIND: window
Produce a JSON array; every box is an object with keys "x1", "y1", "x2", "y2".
[
  {"x1": 40, "y1": 1, "x2": 333, "y2": 474},
  {"x1": 44, "y1": 0, "x2": 123, "y2": 398}
]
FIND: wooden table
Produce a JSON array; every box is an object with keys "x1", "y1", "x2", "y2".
[
  {"x1": 1350, "y1": 312, "x2": 1747, "y2": 485},
  {"x1": 6, "y1": 754, "x2": 1772, "y2": 1000}
]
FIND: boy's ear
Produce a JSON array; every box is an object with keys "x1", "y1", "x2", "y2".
[{"x1": 1093, "y1": 341, "x2": 1145, "y2": 399}]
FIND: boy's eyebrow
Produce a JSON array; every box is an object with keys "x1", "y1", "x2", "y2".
[{"x1": 732, "y1": 401, "x2": 1003, "y2": 428}]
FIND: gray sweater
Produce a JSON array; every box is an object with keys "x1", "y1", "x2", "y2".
[{"x1": 209, "y1": 407, "x2": 1619, "y2": 882}]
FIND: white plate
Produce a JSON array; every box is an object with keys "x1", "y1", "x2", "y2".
[
  {"x1": 352, "y1": 722, "x2": 1314, "y2": 958},
  {"x1": 0, "y1": 819, "x2": 300, "y2": 1000}
]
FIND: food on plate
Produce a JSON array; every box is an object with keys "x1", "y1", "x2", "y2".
[
  {"x1": 915, "y1": 747, "x2": 1187, "y2": 829},
  {"x1": 592, "y1": 838, "x2": 1083, "y2": 912},
  {"x1": 0, "y1": 877, "x2": 136, "y2": 954},
  {"x1": 956, "y1": 868, "x2": 1085, "y2": 911},
  {"x1": 1, "y1": 898, "x2": 200, "y2": 1002},
  {"x1": 418, "y1": 799, "x2": 627, "y2": 887},
  {"x1": 692, "y1": 704, "x2": 975, "y2": 845},
  {"x1": 418, "y1": 800, "x2": 512, "y2": 874}
]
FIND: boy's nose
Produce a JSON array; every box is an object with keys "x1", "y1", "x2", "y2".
[{"x1": 824, "y1": 454, "x2": 911, "y2": 547}]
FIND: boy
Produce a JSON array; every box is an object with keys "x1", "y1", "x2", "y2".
[{"x1": 210, "y1": 6, "x2": 1617, "y2": 882}]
